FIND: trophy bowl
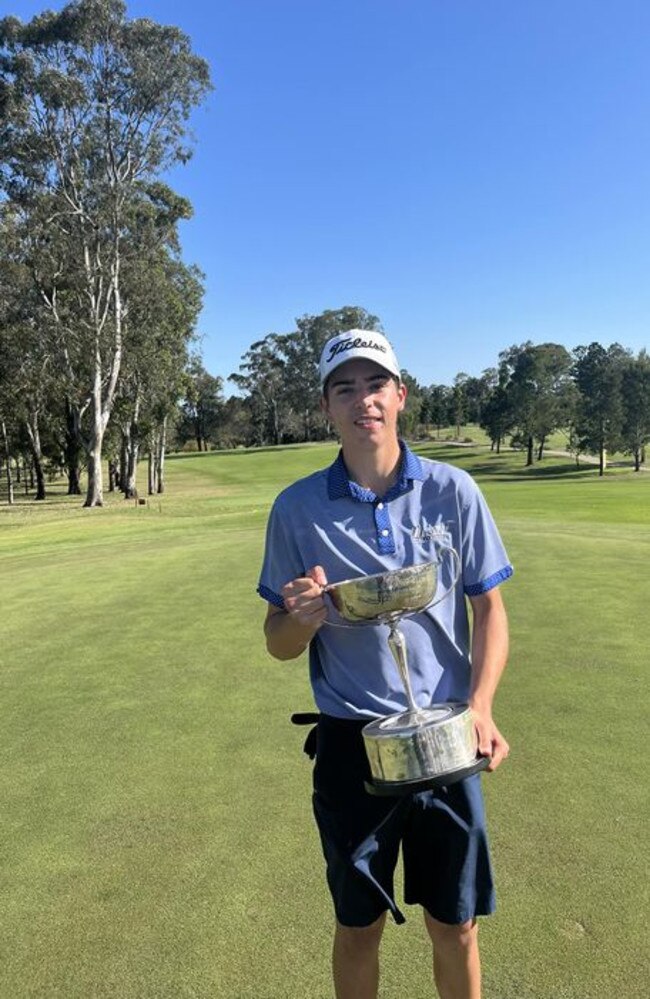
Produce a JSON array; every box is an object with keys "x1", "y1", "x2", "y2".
[{"x1": 326, "y1": 563, "x2": 437, "y2": 622}]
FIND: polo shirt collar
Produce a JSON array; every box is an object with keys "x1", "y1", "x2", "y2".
[{"x1": 327, "y1": 440, "x2": 425, "y2": 503}]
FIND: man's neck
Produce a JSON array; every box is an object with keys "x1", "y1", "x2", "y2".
[{"x1": 341, "y1": 440, "x2": 403, "y2": 497}]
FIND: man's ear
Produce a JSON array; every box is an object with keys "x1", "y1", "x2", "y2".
[
  {"x1": 397, "y1": 381, "x2": 408, "y2": 412},
  {"x1": 320, "y1": 394, "x2": 330, "y2": 420}
]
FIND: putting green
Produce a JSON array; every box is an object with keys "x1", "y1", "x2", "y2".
[{"x1": 0, "y1": 443, "x2": 647, "y2": 997}]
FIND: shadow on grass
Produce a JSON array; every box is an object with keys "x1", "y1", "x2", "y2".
[
  {"x1": 413, "y1": 444, "x2": 610, "y2": 481},
  {"x1": 0, "y1": 488, "x2": 150, "y2": 508},
  {"x1": 0, "y1": 491, "x2": 78, "y2": 506},
  {"x1": 415, "y1": 444, "x2": 488, "y2": 464},
  {"x1": 495, "y1": 464, "x2": 598, "y2": 481}
]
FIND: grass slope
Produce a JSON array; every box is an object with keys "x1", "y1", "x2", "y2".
[{"x1": 0, "y1": 443, "x2": 648, "y2": 998}]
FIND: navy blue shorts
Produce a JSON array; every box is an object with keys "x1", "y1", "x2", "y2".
[{"x1": 312, "y1": 713, "x2": 496, "y2": 927}]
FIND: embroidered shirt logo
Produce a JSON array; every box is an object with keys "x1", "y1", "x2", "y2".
[{"x1": 412, "y1": 523, "x2": 453, "y2": 541}]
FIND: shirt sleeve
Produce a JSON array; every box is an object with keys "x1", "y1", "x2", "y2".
[
  {"x1": 459, "y1": 478, "x2": 513, "y2": 596},
  {"x1": 257, "y1": 496, "x2": 306, "y2": 607}
]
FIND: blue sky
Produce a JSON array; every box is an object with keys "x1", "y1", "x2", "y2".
[{"x1": 8, "y1": 0, "x2": 650, "y2": 389}]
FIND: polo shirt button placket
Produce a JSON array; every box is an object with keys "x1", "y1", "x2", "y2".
[{"x1": 374, "y1": 500, "x2": 395, "y2": 554}]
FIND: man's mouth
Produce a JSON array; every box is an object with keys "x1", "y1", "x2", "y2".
[{"x1": 354, "y1": 416, "x2": 382, "y2": 428}]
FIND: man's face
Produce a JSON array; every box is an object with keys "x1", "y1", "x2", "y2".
[{"x1": 321, "y1": 359, "x2": 407, "y2": 449}]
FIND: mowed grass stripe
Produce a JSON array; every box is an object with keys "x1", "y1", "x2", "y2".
[{"x1": 0, "y1": 443, "x2": 647, "y2": 998}]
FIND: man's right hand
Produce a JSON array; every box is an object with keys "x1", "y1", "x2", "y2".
[
  {"x1": 281, "y1": 565, "x2": 328, "y2": 629},
  {"x1": 264, "y1": 566, "x2": 329, "y2": 660}
]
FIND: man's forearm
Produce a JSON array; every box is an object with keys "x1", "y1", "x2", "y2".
[
  {"x1": 264, "y1": 608, "x2": 320, "y2": 661},
  {"x1": 468, "y1": 587, "x2": 510, "y2": 769},
  {"x1": 265, "y1": 566, "x2": 328, "y2": 661},
  {"x1": 468, "y1": 589, "x2": 509, "y2": 711}
]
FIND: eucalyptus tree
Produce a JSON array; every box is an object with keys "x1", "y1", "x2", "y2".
[
  {"x1": 0, "y1": 207, "x2": 63, "y2": 499},
  {"x1": 0, "y1": 300, "x2": 18, "y2": 504},
  {"x1": 112, "y1": 187, "x2": 201, "y2": 494},
  {"x1": 0, "y1": 0, "x2": 211, "y2": 506},
  {"x1": 2, "y1": 196, "x2": 87, "y2": 493},
  {"x1": 620, "y1": 350, "x2": 650, "y2": 472},
  {"x1": 529, "y1": 345, "x2": 576, "y2": 460},
  {"x1": 229, "y1": 335, "x2": 288, "y2": 446},
  {"x1": 463, "y1": 371, "x2": 496, "y2": 425},
  {"x1": 180, "y1": 356, "x2": 224, "y2": 452},
  {"x1": 422, "y1": 384, "x2": 452, "y2": 439},
  {"x1": 10, "y1": 318, "x2": 55, "y2": 501},
  {"x1": 480, "y1": 379, "x2": 513, "y2": 453},
  {"x1": 143, "y1": 259, "x2": 204, "y2": 492},
  {"x1": 499, "y1": 342, "x2": 574, "y2": 464},
  {"x1": 0, "y1": 417, "x2": 16, "y2": 504},
  {"x1": 473, "y1": 367, "x2": 511, "y2": 452},
  {"x1": 216, "y1": 395, "x2": 254, "y2": 449},
  {"x1": 572, "y1": 342, "x2": 627, "y2": 475},
  {"x1": 451, "y1": 373, "x2": 469, "y2": 439}
]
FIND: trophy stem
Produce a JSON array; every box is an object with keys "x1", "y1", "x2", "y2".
[{"x1": 387, "y1": 622, "x2": 420, "y2": 715}]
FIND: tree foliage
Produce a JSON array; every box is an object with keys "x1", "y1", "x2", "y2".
[
  {"x1": 179, "y1": 355, "x2": 224, "y2": 452},
  {"x1": 498, "y1": 342, "x2": 574, "y2": 464},
  {"x1": 572, "y1": 342, "x2": 628, "y2": 475},
  {"x1": 620, "y1": 351, "x2": 650, "y2": 471},
  {"x1": 0, "y1": 0, "x2": 211, "y2": 505}
]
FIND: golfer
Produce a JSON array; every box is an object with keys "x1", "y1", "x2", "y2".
[{"x1": 258, "y1": 330, "x2": 512, "y2": 999}]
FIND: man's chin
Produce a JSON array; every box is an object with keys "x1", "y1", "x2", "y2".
[{"x1": 343, "y1": 427, "x2": 387, "y2": 448}]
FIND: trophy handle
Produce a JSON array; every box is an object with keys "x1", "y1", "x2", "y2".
[{"x1": 429, "y1": 543, "x2": 461, "y2": 608}]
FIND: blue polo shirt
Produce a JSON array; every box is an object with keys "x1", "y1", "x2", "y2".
[{"x1": 258, "y1": 443, "x2": 513, "y2": 720}]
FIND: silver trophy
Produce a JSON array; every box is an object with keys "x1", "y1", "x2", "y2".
[{"x1": 325, "y1": 550, "x2": 489, "y2": 795}]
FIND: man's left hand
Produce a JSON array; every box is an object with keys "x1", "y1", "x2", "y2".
[{"x1": 470, "y1": 708, "x2": 510, "y2": 772}]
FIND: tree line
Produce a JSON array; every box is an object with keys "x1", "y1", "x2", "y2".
[
  {"x1": 0, "y1": 0, "x2": 210, "y2": 505},
  {"x1": 185, "y1": 312, "x2": 649, "y2": 478}
]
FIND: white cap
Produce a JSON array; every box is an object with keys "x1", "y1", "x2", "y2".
[{"x1": 319, "y1": 330, "x2": 401, "y2": 389}]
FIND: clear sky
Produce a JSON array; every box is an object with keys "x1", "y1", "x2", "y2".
[{"x1": 7, "y1": 0, "x2": 650, "y2": 389}]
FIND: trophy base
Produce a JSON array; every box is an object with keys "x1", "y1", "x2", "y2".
[
  {"x1": 364, "y1": 754, "x2": 490, "y2": 797},
  {"x1": 362, "y1": 702, "x2": 481, "y2": 790}
]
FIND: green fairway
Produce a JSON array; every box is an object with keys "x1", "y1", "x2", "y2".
[{"x1": 0, "y1": 444, "x2": 648, "y2": 998}]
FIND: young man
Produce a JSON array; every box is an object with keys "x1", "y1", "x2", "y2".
[{"x1": 258, "y1": 330, "x2": 512, "y2": 999}]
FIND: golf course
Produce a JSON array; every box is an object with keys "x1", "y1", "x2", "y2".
[{"x1": 1, "y1": 441, "x2": 648, "y2": 999}]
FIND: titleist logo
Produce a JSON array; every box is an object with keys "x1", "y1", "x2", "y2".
[{"x1": 326, "y1": 336, "x2": 388, "y2": 364}]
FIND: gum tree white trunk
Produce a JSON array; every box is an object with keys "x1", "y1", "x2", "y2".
[
  {"x1": 156, "y1": 416, "x2": 167, "y2": 494},
  {"x1": 1, "y1": 420, "x2": 14, "y2": 505}
]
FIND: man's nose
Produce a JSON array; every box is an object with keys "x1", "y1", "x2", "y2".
[{"x1": 353, "y1": 386, "x2": 374, "y2": 407}]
